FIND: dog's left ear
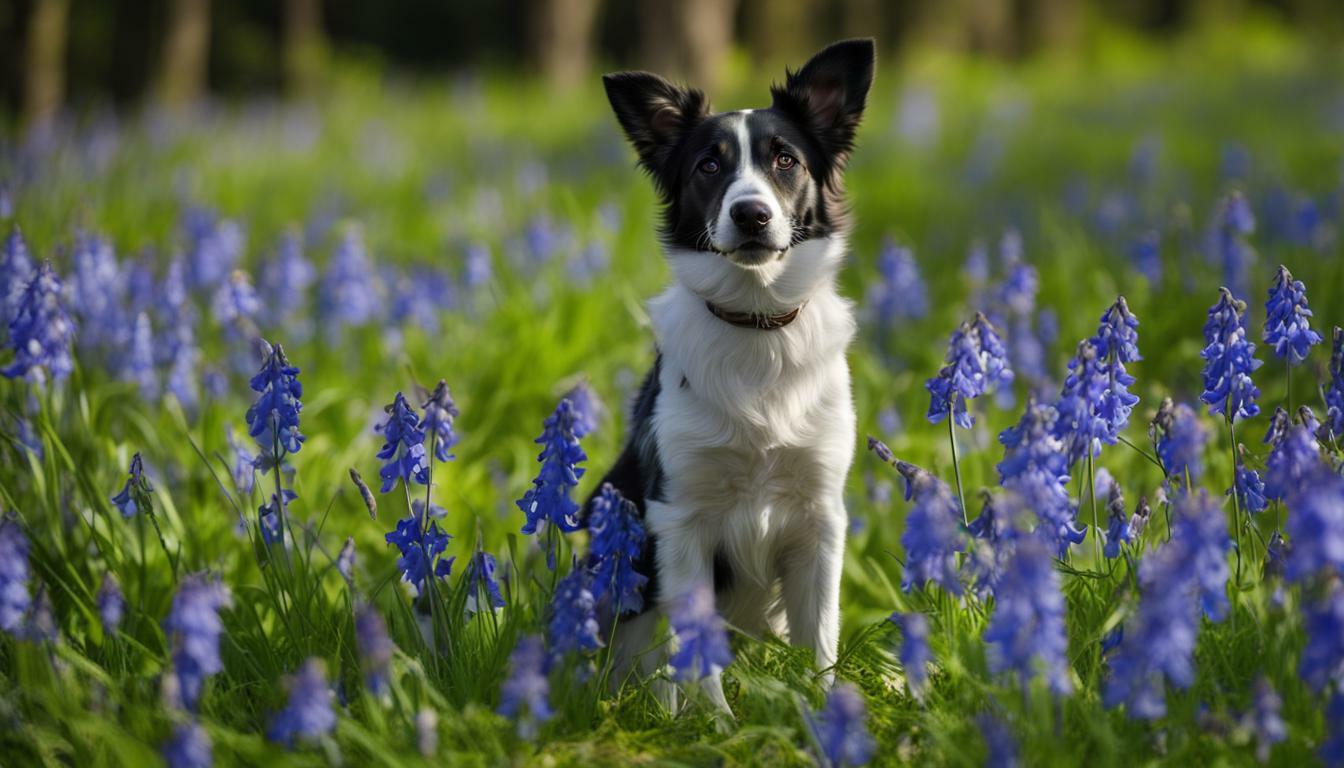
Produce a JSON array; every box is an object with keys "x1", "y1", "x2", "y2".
[
  {"x1": 772, "y1": 38, "x2": 875, "y2": 162},
  {"x1": 603, "y1": 71, "x2": 710, "y2": 182}
]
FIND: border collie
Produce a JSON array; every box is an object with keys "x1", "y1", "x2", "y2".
[{"x1": 594, "y1": 39, "x2": 875, "y2": 713}]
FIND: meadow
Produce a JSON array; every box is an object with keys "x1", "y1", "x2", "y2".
[{"x1": 2, "y1": 22, "x2": 1344, "y2": 767}]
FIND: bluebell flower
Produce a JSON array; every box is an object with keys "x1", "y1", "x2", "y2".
[
  {"x1": 162, "y1": 721, "x2": 212, "y2": 768},
  {"x1": 0, "y1": 517, "x2": 31, "y2": 637},
  {"x1": 1095, "y1": 296, "x2": 1142, "y2": 364},
  {"x1": 318, "y1": 226, "x2": 379, "y2": 337},
  {"x1": 1263, "y1": 265, "x2": 1322, "y2": 365},
  {"x1": 464, "y1": 550, "x2": 505, "y2": 615},
  {"x1": 166, "y1": 322, "x2": 200, "y2": 414},
  {"x1": 182, "y1": 207, "x2": 244, "y2": 292},
  {"x1": 984, "y1": 536, "x2": 1072, "y2": 695},
  {"x1": 990, "y1": 260, "x2": 1037, "y2": 319},
  {"x1": 564, "y1": 381, "x2": 603, "y2": 439},
  {"x1": 245, "y1": 341, "x2": 304, "y2": 456},
  {"x1": 1326, "y1": 327, "x2": 1344, "y2": 441},
  {"x1": 998, "y1": 400, "x2": 1085, "y2": 557},
  {"x1": 804, "y1": 683, "x2": 875, "y2": 768},
  {"x1": 963, "y1": 241, "x2": 989, "y2": 285},
  {"x1": 375, "y1": 392, "x2": 429, "y2": 493},
  {"x1": 463, "y1": 242, "x2": 493, "y2": 288},
  {"x1": 259, "y1": 231, "x2": 315, "y2": 327},
  {"x1": 1, "y1": 227, "x2": 34, "y2": 339},
  {"x1": 1264, "y1": 424, "x2": 1323, "y2": 502},
  {"x1": 866, "y1": 436, "x2": 895, "y2": 465},
  {"x1": 1300, "y1": 583, "x2": 1344, "y2": 693},
  {"x1": 1262, "y1": 406, "x2": 1290, "y2": 449},
  {"x1": 384, "y1": 512, "x2": 453, "y2": 595},
  {"x1": 123, "y1": 311, "x2": 157, "y2": 398},
  {"x1": 977, "y1": 712, "x2": 1020, "y2": 768},
  {"x1": 420, "y1": 379, "x2": 460, "y2": 463},
  {"x1": 517, "y1": 399, "x2": 587, "y2": 538},
  {"x1": 866, "y1": 239, "x2": 928, "y2": 326},
  {"x1": 892, "y1": 611, "x2": 931, "y2": 697},
  {"x1": 164, "y1": 574, "x2": 233, "y2": 712},
  {"x1": 268, "y1": 658, "x2": 336, "y2": 746},
  {"x1": 210, "y1": 270, "x2": 261, "y2": 331},
  {"x1": 1242, "y1": 677, "x2": 1286, "y2": 763},
  {"x1": 891, "y1": 460, "x2": 965, "y2": 595},
  {"x1": 258, "y1": 490, "x2": 295, "y2": 546},
  {"x1": 1208, "y1": 192, "x2": 1256, "y2": 299},
  {"x1": 225, "y1": 425, "x2": 257, "y2": 496},
  {"x1": 1129, "y1": 230, "x2": 1162, "y2": 287},
  {"x1": 1232, "y1": 465, "x2": 1268, "y2": 515},
  {"x1": 1284, "y1": 473, "x2": 1344, "y2": 583},
  {"x1": 97, "y1": 574, "x2": 125, "y2": 635},
  {"x1": 669, "y1": 581, "x2": 733, "y2": 682},
  {"x1": 1103, "y1": 484, "x2": 1133, "y2": 559},
  {"x1": 1322, "y1": 691, "x2": 1344, "y2": 767},
  {"x1": 926, "y1": 313, "x2": 1013, "y2": 429},
  {"x1": 547, "y1": 564, "x2": 602, "y2": 660},
  {"x1": 586, "y1": 483, "x2": 647, "y2": 616},
  {"x1": 967, "y1": 494, "x2": 1015, "y2": 596},
  {"x1": 3, "y1": 262, "x2": 75, "y2": 384},
  {"x1": 1152, "y1": 399, "x2": 1210, "y2": 489},
  {"x1": 1200, "y1": 287, "x2": 1262, "y2": 421},
  {"x1": 1053, "y1": 340, "x2": 1111, "y2": 464},
  {"x1": 1104, "y1": 492, "x2": 1228, "y2": 718},
  {"x1": 355, "y1": 603, "x2": 393, "y2": 697},
  {"x1": 68, "y1": 233, "x2": 127, "y2": 354},
  {"x1": 111, "y1": 453, "x2": 152, "y2": 518},
  {"x1": 498, "y1": 634, "x2": 552, "y2": 738}
]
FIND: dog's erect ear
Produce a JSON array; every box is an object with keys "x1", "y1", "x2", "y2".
[
  {"x1": 771, "y1": 39, "x2": 875, "y2": 162},
  {"x1": 603, "y1": 71, "x2": 710, "y2": 176}
]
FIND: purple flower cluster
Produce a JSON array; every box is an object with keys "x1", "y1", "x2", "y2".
[
  {"x1": 1152, "y1": 399, "x2": 1210, "y2": 489},
  {"x1": 384, "y1": 510, "x2": 454, "y2": 594},
  {"x1": 926, "y1": 313, "x2": 1013, "y2": 429},
  {"x1": 1200, "y1": 287, "x2": 1262, "y2": 422},
  {"x1": 983, "y1": 536, "x2": 1071, "y2": 695},
  {"x1": 1327, "y1": 327, "x2": 1344, "y2": 441},
  {"x1": 1263, "y1": 265, "x2": 1322, "y2": 365},
  {"x1": 546, "y1": 564, "x2": 602, "y2": 660},
  {"x1": 0, "y1": 518, "x2": 31, "y2": 637},
  {"x1": 669, "y1": 581, "x2": 733, "y2": 682},
  {"x1": 498, "y1": 634, "x2": 552, "y2": 738},
  {"x1": 2, "y1": 262, "x2": 75, "y2": 384},
  {"x1": 997, "y1": 400, "x2": 1084, "y2": 557},
  {"x1": 804, "y1": 683, "x2": 875, "y2": 768},
  {"x1": 586, "y1": 483, "x2": 647, "y2": 616},
  {"x1": 892, "y1": 460, "x2": 965, "y2": 595},
  {"x1": 866, "y1": 239, "x2": 928, "y2": 327},
  {"x1": 375, "y1": 392, "x2": 429, "y2": 493},
  {"x1": 517, "y1": 398, "x2": 588, "y2": 539},
  {"x1": 267, "y1": 658, "x2": 336, "y2": 747},
  {"x1": 164, "y1": 575, "x2": 233, "y2": 712}
]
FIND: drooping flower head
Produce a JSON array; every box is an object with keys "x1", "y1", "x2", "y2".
[
  {"x1": 97, "y1": 573, "x2": 125, "y2": 635},
  {"x1": 244, "y1": 341, "x2": 304, "y2": 456},
  {"x1": 983, "y1": 535, "x2": 1072, "y2": 695},
  {"x1": 464, "y1": 549, "x2": 505, "y2": 615},
  {"x1": 164, "y1": 574, "x2": 233, "y2": 712},
  {"x1": 1232, "y1": 462, "x2": 1268, "y2": 515},
  {"x1": 2, "y1": 262, "x2": 75, "y2": 384},
  {"x1": 0, "y1": 517, "x2": 31, "y2": 637},
  {"x1": 546, "y1": 564, "x2": 602, "y2": 661},
  {"x1": 498, "y1": 634, "x2": 553, "y2": 739},
  {"x1": 925, "y1": 313, "x2": 1013, "y2": 429},
  {"x1": 1152, "y1": 399, "x2": 1210, "y2": 490},
  {"x1": 517, "y1": 399, "x2": 587, "y2": 540},
  {"x1": 375, "y1": 392, "x2": 429, "y2": 493},
  {"x1": 891, "y1": 460, "x2": 965, "y2": 595},
  {"x1": 419, "y1": 379, "x2": 460, "y2": 463},
  {"x1": 1103, "y1": 482, "x2": 1133, "y2": 559},
  {"x1": 804, "y1": 683, "x2": 875, "y2": 768},
  {"x1": 267, "y1": 658, "x2": 337, "y2": 747},
  {"x1": 892, "y1": 611, "x2": 931, "y2": 697},
  {"x1": 998, "y1": 400, "x2": 1085, "y2": 557},
  {"x1": 110, "y1": 452, "x2": 153, "y2": 519},
  {"x1": 355, "y1": 603, "x2": 393, "y2": 697},
  {"x1": 1, "y1": 227, "x2": 35, "y2": 340},
  {"x1": 1263, "y1": 265, "x2": 1322, "y2": 365},
  {"x1": 586, "y1": 483, "x2": 647, "y2": 616},
  {"x1": 1200, "y1": 287, "x2": 1262, "y2": 421},
  {"x1": 384, "y1": 511, "x2": 453, "y2": 595},
  {"x1": 669, "y1": 581, "x2": 733, "y2": 682}
]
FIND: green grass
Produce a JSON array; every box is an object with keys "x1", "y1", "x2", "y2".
[{"x1": 2, "y1": 21, "x2": 1344, "y2": 767}]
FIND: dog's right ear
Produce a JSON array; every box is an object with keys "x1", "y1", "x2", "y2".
[{"x1": 603, "y1": 72, "x2": 709, "y2": 177}]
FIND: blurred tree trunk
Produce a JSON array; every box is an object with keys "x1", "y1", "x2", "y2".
[
  {"x1": 740, "y1": 0, "x2": 816, "y2": 68},
  {"x1": 638, "y1": 0, "x2": 738, "y2": 91},
  {"x1": 23, "y1": 0, "x2": 69, "y2": 130},
  {"x1": 156, "y1": 0, "x2": 211, "y2": 107},
  {"x1": 1021, "y1": 0, "x2": 1081, "y2": 54},
  {"x1": 841, "y1": 0, "x2": 882, "y2": 41},
  {"x1": 284, "y1": 0, "x2": 325, "y2": 97},
  {"x1": 534, "y1": 0, "x2": 602, "y2": 90}
]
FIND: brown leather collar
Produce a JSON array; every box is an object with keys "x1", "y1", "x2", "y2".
[{"x1": 705, "y1": 300, "x2": 806, "y2": 330}]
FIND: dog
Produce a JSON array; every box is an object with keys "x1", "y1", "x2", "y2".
[{"x1": 593, "y1": 38, "x2": 875, "y2": 714}]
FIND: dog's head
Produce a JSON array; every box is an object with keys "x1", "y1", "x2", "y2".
[{"x1": 604, "y1": 39, "x2": 874, "y2": 283}]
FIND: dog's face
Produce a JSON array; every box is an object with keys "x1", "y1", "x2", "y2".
[{"x1": 604, "y1": 40, "x2": 875, "y2": 270}]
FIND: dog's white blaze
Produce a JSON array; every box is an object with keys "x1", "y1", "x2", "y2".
[{"x1": 711, "y1": 111, "x2": 790, "y2": 254}]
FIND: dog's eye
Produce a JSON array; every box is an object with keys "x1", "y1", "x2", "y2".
[
  {"x1": 698, "y1": 158, "x2": 720, "y2": 175},
  {"x1": 775, "y1": 153, "x2": 797, "y2": 170}
]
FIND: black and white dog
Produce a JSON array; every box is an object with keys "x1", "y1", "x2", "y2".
[{"x1": 595, "y1": 39, "x2": 875, "y2": 712}]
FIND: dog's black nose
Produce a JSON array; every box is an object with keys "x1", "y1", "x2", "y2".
[{"x1": 730, "y1": 199, "x2": 772, "y2": 234}]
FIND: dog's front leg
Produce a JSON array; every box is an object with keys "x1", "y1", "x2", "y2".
[
  {"x1": 652, "y1": 507, "x2": 733, "y2": 717},
  {"x1": 781, "y1": 503, "x2": 845, "y2": 686}
]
